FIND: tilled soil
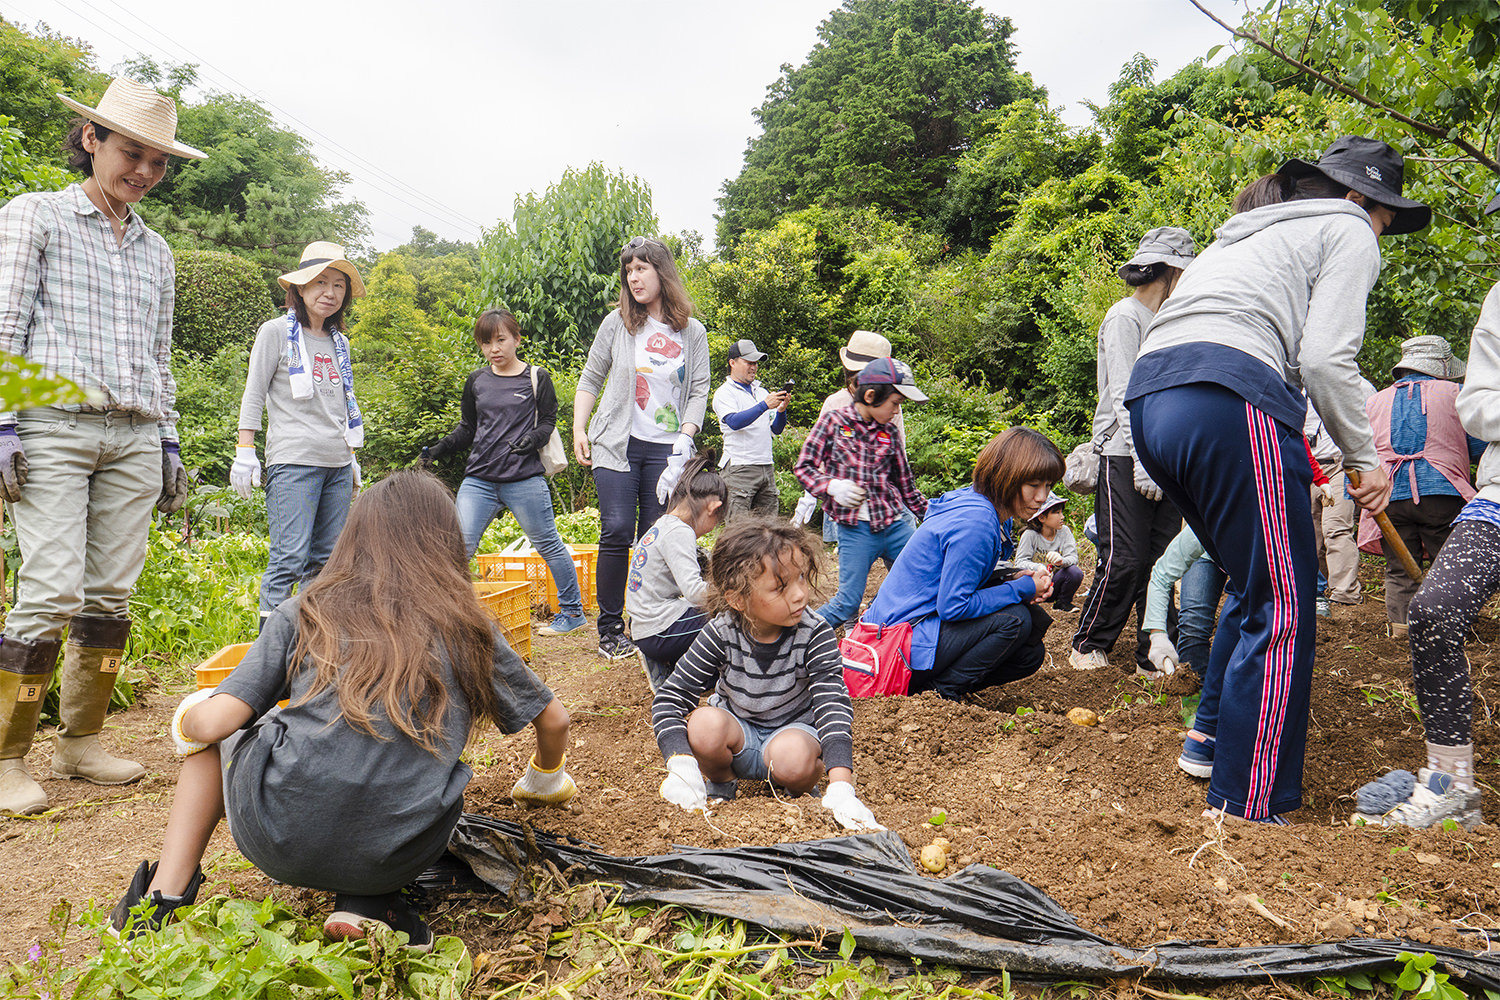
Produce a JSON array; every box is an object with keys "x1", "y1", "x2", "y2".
[{"x1": 3, "y1": 559, "x2": 1498, "y2": 977}]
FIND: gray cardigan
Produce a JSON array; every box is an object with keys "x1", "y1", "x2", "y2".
[{"x1": 577, "y1": 308, "x2": 710, "y2": 472}]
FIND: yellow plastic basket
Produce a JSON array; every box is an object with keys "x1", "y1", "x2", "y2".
[
  {"x1": 474, "y1": 580, "x2": 532, "y2": 661},
  {"x1": 197, "y1": 642, "x2": 288, "y2": 708},
  {"x1": 476, "y1": 545, "x2": 598, "y2": 613}
]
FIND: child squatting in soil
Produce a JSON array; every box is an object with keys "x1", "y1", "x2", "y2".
[
  {"x1": 110, "y1": 471, "x2": 575, "y2": 947},
  {"x1": 627, "y1": 451, "x2": 728, "y2": 690},
  {"x1": 1351, "y1": 182, "x2": 1500, "y2": 831},
  {"x1": 651, "y1": 517, "x2": 883, "y2": 831},
  {"x1": 1015, "y1": 491, "x2": 1085, "y2": 613}
]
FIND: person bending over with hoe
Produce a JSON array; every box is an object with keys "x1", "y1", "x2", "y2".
[{"x1": 110, "y1": 472, "x2": 575, "y2": 948}]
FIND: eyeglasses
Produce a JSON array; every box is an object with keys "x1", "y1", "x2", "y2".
[{"x1": 622, "y1": 236, "x2": 667, "y2": 253}]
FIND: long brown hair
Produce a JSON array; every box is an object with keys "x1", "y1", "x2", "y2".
[
  {"x1": 971, "y1": 427, "x2": 1065, "y2": 512},
  {"x1": 706, "y1": 516, "x2": 822, "y2": 622},
  {"x1": 618, "y1": 237, "x2": 693, "y2": 333},
  {"x1": 292, "y1": 470, "x2": 504, "y2": 754}
]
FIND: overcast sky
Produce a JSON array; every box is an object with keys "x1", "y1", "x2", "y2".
[{"x1": 4, "y1": 0, "x2": 1244, "y2": 251}]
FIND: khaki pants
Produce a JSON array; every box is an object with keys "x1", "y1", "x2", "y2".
[
  {"x1": 722, "y1": 463, "x2": 779, "y2": 518},
  {"x1": 1312, "y1": 463, "x2": 1361, "y2": 604},
  {"x1": 6, "y1": 409, "x2": 160, "y2": 640}
]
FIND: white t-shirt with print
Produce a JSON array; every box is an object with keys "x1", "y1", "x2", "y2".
[{"x1": 631, "y1": 317, "x2": 686, "y2": 443}]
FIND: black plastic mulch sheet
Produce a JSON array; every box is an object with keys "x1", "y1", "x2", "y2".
[{"x1": 447, "y1": 814, "x2": 1500, "y2": 990}]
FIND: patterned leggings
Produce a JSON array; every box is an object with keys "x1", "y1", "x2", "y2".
[{"x1": 1407, "y1": 519, "x2": 1496, "y2": 746}]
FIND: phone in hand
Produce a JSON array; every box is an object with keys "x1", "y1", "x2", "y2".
[{"x1": 782, "y1": 380, "x2": 796, "y2": 394}]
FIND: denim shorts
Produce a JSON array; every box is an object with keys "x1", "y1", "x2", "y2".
[{"x1": 707, "y1": 693, "x2": 820, "y2": 781}]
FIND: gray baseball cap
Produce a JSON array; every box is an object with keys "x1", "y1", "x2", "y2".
[{"x1": 727, "y1": 339, "x2": 767, "y2": 362}]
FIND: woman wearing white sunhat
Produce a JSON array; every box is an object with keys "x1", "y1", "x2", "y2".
[
  {"x1": 0, "y1": 77, "x2": 205, "y2": 815},
  {"x1": 234, "y1": 242, "x2": 367, "y2": 631}
]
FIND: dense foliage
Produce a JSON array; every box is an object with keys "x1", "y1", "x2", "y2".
[{"x1": 171, "y1": 249, "x2": 276, "y2": 358}]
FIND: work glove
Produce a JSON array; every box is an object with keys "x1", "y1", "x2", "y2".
[
  {"x1": 510, "y1": 753, "x2": 579, "y2": 808},
  {"x1": 1043, "y1": 551, "x2": 1066, "y2": 566},
  {"x1": 1147, "y1": 632, "x2": 1179, "y2": 675},
  {"x1": 822, "y1": 780, "x2": 884, "y2": 832},
  {"x1": 0, "y1": 427, "x2": 28, "y2": 502},
  {"x1": 791, "y1": 491, "x2": 818, "y2": 527},
  {"x1": 351, "y1": 456, "x2": 362, "y2": 491},
  {"x1": 827, "y1": 478, "x2": 868, "y2": 509},
  {"x1": 172, "y1": 687, "x2": 216, "y2": 757},
  {"x1": 655, "y1": 432, "x2": 696, "y2": 505},
  {"x1": 659, "y1": 754, "x2": 709, "y2": 813},
  {"x1": 1319, "y1": 483, "x2": 1336, "y2": 507},
  {"x1": 230, "y1": 446, "x2": 261, "y2": 499},
  {"x1": 157, "y1": 440, "x2": 188, "y2": 514},
  {"x1": 1132, "y1": 460, "x2": 1163, "y2": 502}
]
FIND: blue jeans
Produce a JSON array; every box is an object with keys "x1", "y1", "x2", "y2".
[
  {"x1": 1178, "y1": 555, "x2": 1226, "y2": 676},
  {"x1": 455, "y1": 475, "x2": 583, "y2": 618},
  {"x1": 262, "y1": 463, "x2": 354, "y2": 616},
  {"x1": 594, "y1": 437, "x2": 673, "y2": 637},
  {"x1": 818, "y1": 518, "x2": 915, "y2": 628}
]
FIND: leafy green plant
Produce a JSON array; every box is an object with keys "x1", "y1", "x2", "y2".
[
  {"x1": 1378, "y1": 950, "x2": 1466, "y2": 1000},
  {"x1": 172, "y1": 250, "x2": 275, "y2": 359}
]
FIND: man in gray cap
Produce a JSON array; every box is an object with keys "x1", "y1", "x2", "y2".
[
  {"x1": 1363, "y1": 335, "x2": 1484, "y2": 636},
  {"x1": 712, "y1": 339, "x2": 790, "y2": 517}
]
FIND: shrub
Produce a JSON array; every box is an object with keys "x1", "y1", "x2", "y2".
[{"x1": 173, "y1": 249, "x2": 275, "y2": 359}]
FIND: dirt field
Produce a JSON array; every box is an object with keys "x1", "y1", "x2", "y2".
[{"x1": 2, "y1": 558, "x2": 1497, "y2": 982}]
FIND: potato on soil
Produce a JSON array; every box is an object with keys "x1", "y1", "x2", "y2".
[
  {"x1": 1066, "y1": 707, "x2": 1099, "y2": 726},
  {"x1": 919, "y1": 843, "x2": 948, "y2": 873}
]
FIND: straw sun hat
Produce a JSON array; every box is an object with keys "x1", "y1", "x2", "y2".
[
  {"x1": 56, "y1": 77, "x2": 207, "y2": 160},
  {"x1": 278, "y1": 242, "x2": 367, "y2": 298}
]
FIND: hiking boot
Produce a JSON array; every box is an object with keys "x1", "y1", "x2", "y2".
[
  {"x1": 598, "y1": 633, "x2": 637, "y2": 661},
  {"x1": 538, "y1": 613, "x2": 587, "y2": 636},
  {"x1": 637, "y1": 649, "x2": 672, "y2": 693},
  {"x1": 1351, "y1": 768, "x2": 1483, "y2": 830},
  {"x1": 324, "y1": 891, "x2": 433, "y2": 952},
  {"x1": 109, "y1": 860, "x2": 204, "y2": 939},
  {"x1": 1068, "y1": 648, "x2": 1108, "y2": 671},
  {"x1": 1316, "y1": 596, "x2": 1332, "y2": 618},
  {"x1": 1178, "y1": 731, "x2": 1215, "y2": 779}
]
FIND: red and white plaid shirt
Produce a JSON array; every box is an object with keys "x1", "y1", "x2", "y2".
[{"x1": 794, "y1": 405, "x2": 926, "y2": 531}]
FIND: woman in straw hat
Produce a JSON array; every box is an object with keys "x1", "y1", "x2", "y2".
[
  {"x1": 233, "y1": 242, "x2": 367, "y2": 632},
  {"x1": 0, "y1": 77, "x2": 205, "y2": 815},
  {"x1": 1069, "y1": 227, "x2": 1196, "y2": 677},
  {"x1": 1124, "y1": 135, "x2": 1425, "y2": 825}
]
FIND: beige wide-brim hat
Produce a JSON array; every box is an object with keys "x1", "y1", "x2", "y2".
[
  {"x1": 278, "y1": 242, "x2": 367, "y2": 298},
  {"x1": 56, "y1": 78, "x2": 207, "y2": 160},
  {"x1": 1393, "y1": 334, "x2": 1465, "y2": 380},
  {"x1": 839, "y1": 330, "x2": 892, "y2": 373}
]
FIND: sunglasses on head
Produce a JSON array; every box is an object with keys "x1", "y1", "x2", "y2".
[{"x1": 622, "y1": 236, "x2": 666, "y2": 253}]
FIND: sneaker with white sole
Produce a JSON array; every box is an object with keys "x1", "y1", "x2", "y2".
[
  {"x1": 538, "y1": 613, "x2": 587, "y2": 636},
  {"x1": 1068, "y1": 648, "x2": 1108, "y2": 670},
  {"x1": 598, "y1": 632, "x2": 637, "y2": 660},
  {"x1": 1351, "y1": 768, "x2": 1483, "y2": 830},
  {"x1": 1315, "y1": 596, "x2": 1332, "y2": 618},
  {"x1": 324, "y1": 890, "x2": 433, "y2": 952},
  {"x1": 1178, "y1": 730, "x2": 1215, "y2": 779},
  {"x1": 637, "y1": 649, "x2": 672, "y2": 693}
]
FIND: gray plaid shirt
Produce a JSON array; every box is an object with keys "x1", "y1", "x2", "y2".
[{"x1": 0, "y1": 184, "x2": 178, "y2": 437}]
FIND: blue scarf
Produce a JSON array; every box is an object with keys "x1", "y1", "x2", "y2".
[{"x1": 285, "y1": 310, "x2": 363, "y2": 447}]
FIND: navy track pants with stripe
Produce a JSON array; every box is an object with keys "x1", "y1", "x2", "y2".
[{"x1": 1130, "y1": 383, "x2": 1316, "y2": 820}]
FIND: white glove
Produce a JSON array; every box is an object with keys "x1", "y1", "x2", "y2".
[
  {"x1": 1043, "y1": 551, "x2": 1065, "y2": 566},
  {"x1": 1147, "y1": 632, "x2": 1179, "y2": 675},
  {"x1": 1319, "y1": 482, "x2": 1336, "y2": 507},
  {"x1": 510, "y1": 754, "x2": 579, "y2": 808},
  {"x1": 659, "y1": 754, "x2": 709, "y2": 813},
  {"x1": 172, "y1": 688, "x2": 216, "y2": 757},
  {"x1": 655, "y1": 433, "x2": 695, "y2": 505},
  {"x1": 1133, "y1": 461, "x2": 1163, "y2": 502},
  {"x1": 821, "y1": 780, "x2": 884, "y2": 831},
  {"x1": 230, "y1": 447, "x2": 261, "y2": 499},
  {"x1": 351, "y1": 456, "x2": 362, "y2": 491},
  {"x1": 791, "y1": 491, "x2": 818, "y2": 527},
  {"x1": 827, "y1": 478, "x2": 868, "y2": 508}
]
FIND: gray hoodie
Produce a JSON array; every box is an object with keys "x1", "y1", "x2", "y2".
[
  {"x1": 1137, "y1": 200, "x2": 1382, "y2": 472},
  {"x1": 1458, "y1": 284, "x2": 1500, "y2": 505}
]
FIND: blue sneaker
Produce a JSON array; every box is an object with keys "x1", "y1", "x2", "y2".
[
  {"x1": 538, "y1": 613, "x2": 586, "y2": 636},
  {"x1": 1178, "y1": 731, "x2": 1214, "y2": 779}
]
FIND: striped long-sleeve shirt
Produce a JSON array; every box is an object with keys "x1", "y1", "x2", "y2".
[
  {"x1": 0, "y1": 185, "x2": 178, "y2": 436},
  {"x1": 651, "y1": 611, "x2": 854, "y2": 771}
]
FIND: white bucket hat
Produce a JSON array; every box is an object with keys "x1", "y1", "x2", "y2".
[
  {"x1": 839, "y1": 330, "x2": 892, "y2": 373},
  {"x1": 1393, "y1": 335, "x2": 1464, "y2": 380},
  {"x1": 56, "y1": 78, "x2": 207, "y2": 160},
  {"x1": 278, "y1": 242, "x2": 367, "y2": 299}
]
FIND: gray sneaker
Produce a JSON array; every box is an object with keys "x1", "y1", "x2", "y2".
[{"x1": 1351, "y1": 768, "x2": 1483, "y2": 830}]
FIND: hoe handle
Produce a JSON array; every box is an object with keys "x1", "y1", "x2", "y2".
[{"x1": 1346, "y1": 469, "x2": 1423, "y2": 584}]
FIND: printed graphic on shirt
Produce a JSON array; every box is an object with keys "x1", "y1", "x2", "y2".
[
  {"x1": 628, "y1": 527, "x2": 658, "y2": 593},
  {"x1": 634, "y1": 326, "x2": 685, "y2": 436},
  {"x1": 310, "y1": 353, "x2": 342, "y2": 387}
]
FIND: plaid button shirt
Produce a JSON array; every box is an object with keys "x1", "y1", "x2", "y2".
[
  {"x1": 794, "y1": 404, "x2": 927, "y2": 531},
  {"x1": 0, "y1": 184, "x2": 178, "y2": 437}
]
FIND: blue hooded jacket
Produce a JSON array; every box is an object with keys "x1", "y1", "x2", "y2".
[{"x1": 863, "y1": 486, "x2": 1037, "y2": 673}]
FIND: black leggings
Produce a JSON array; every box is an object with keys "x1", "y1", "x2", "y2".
[{"x1": 1407, "y1": 519, "x2": 1496, "y2": 746}]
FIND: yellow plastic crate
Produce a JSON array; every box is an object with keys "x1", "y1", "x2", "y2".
[
  {"x1": 197, "y1": 642, "x2": 288, "y2": 708},
  {"x1": 476, "y1": 545, "x2": 598, "y2": 613},
  {"x1": 474, "y1": 580, "x2": 532, "y2": 661}
]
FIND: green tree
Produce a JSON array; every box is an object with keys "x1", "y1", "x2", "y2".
[
  {"x1": 716, "y1": 0, "x2": 1040, "y2": 248},
  {"x1": 0, "y1": 114, "x2": 68, "y2": 200},
  {"x1": 172, "y1": 249, "x2": 275, "y2": 358},
  {"x1": 476, "y1": 163, "x2": 655, "y2": 355},
  {"x1": 0, "y1": 18, "x2": 105, "y2": 170}
]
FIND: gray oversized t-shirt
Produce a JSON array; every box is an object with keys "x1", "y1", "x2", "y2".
[{"x1": 216, "y1": 597, "x2": 554, "y2": 894}]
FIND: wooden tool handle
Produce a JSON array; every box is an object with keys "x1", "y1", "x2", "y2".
[{"x1": 1345, "y1": 469, "x2": 1424, "y2": 584}]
